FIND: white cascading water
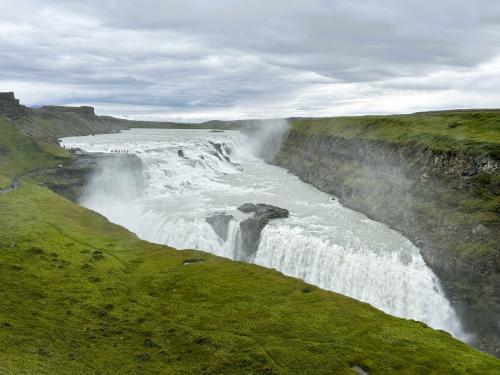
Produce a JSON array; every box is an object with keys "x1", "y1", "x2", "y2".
[{"x1": 61, "y1": 126, "x2": 469, "y2": 342}]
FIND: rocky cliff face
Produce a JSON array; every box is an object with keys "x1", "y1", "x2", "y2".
[
  {"x1": 0, "y1": 92, "x2": 30, "y2": 119},
  {"x1": 236, "y1": 203, "x2": 289, "y2": 261},
  {"x1": 276, "y1": 130, "x2": 500, "y2": 356},
  {"x1": 37, "y1": 105, "x2": 98, "y2": 120}
]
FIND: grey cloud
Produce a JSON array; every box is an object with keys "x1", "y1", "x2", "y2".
[{"x1": 0, "y1": 0, "x2": 499, "y2": 121}]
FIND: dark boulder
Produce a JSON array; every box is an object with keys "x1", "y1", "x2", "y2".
[
  {"x1": 238, "y1": 203, "x2": 257, "y2": 213},
  {"x1": 237, "y1": 203, "x2": 289, "y2": 219},
  {"x1": 236, "y1": 203, "x2": 289, "y2": 261},
  {"x1": 209, "y1": 141, "x2": 230, "y2": 161},
  {"x1": 177, "y1": 149, "x2": 185, "y2": 158}
]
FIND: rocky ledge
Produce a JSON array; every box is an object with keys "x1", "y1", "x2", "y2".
[
  {"x1": 37, "y1": 105, "x2": 97, "y2": 120},
  {"x1": 237, "y1": 203, "x2": 289, "y2": 261},
  {"x1": 205, "y1": 204, "x2": 289, "y2": 261},
  {"x1": 0, "y1": 92, "x2": 30, "y2": 119}
]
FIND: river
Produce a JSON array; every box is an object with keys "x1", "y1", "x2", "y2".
[{"x1": 61, "y1": 127, "x2": 468, "y2": 341}]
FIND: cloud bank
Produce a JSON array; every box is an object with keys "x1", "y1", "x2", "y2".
[{"x1": 1, "y1": 0, "x2": 499, "y2": 121}]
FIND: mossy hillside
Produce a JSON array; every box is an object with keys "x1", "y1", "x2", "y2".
[
  {"x1": 11, "y1": 106, "x2": 249, "y2": 144},
  {"x1": 0, "y1": 116, "x2": 72, "y2": 188},
  {"x1": 289, "y1": 110, "x2": 500, "y2": 157},
  {"x1": 1, "y1": 185, "x2": 499, "y2": 374},
  {"x1": 11, "y1": 110, "x2": 126, "y2": 143}
]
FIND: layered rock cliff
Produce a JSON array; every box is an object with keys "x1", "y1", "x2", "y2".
[
  {"x1": 0, "y1": 92, "x2": 30, "y2": 119},
  {"x1": 275, "y1": 116, "x2": 500, "y2": 356}
]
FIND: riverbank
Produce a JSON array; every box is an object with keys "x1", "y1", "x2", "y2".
[{"x1": 275, "y1": 112, "x2": 500, "y2": 356}]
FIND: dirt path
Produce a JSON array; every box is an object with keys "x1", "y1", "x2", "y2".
[{"x1": 0, "y1": 168, "x2": 58, "y2": 194}]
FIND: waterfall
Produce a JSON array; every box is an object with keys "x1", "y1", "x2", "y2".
[
  {"x1": 253, "y1": 223, "x2": 465, "y2": 337},
  {"x1": 61, "y1": 127, "x2": 469, "y2": 342}
]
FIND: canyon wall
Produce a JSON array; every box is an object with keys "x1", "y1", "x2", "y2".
[
  {"x1": 276, "y1": 125, "x2": 500, "y2": 356},
  {"x1": 0, "y1": 92, "x2": 30, "y2": 119}
]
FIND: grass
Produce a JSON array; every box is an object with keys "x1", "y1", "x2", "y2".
[
  {"x1": 0, "y1": 116, "x2": 72, "y2": 188},
  {"x1": 0, "y1": 185, "x2": 499, "y2": 374},
  {"x1": 290, "y1": 110, "x2": 500, "y2": 157}
]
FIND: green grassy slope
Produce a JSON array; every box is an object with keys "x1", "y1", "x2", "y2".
[
  {"x1": 1, "y1": 185, "x2": 499, "y2": 374},
  {"x1": 0, "y1": 116, "x2": 72, "y2": 188},
  {"x1": 10, "y1": 107, "x2": 251, "y2": 145},
  {"x1": 290, "y1": 110, "x2": 500, "y2": 157}
]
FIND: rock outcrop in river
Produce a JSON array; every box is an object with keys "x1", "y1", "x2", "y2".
[
  {"x1": 237, "y1": 203, "x2": 289, "y2": 261},
  {"x1": 205, "y1": 204, "x2": 290, "y2": 261}
]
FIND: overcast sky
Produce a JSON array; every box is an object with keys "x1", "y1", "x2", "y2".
[{"x1": 1, "y1": 0, "x2": 499, "y2": 122}]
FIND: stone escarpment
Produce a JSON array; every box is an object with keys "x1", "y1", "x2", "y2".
[
  {"x1": 37, "y1": 105, "x2": 98, "y2": 121},
  {"x1": 275, "y1": 129, "x2": 500, "y2": 356},
  {"x1": 0, "y1": 92, "x2": 30, "y2": 119},
  {"x1": 0, "y1": 92, "x2": 126, "y2": 142}
]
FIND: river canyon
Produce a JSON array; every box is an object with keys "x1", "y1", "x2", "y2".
[{"x1": 61, "y1": 127, "x2": 469, "y2": 343}]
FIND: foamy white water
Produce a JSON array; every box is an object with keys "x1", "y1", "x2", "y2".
[{"x1": 61, "y1": 128, "x2": 469, "y2": 341}]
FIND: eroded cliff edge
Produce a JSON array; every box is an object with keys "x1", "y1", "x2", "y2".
[{"x1": 275, "y1": 113, "x2": 500, "y2": 356}]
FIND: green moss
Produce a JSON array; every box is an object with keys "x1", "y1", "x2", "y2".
[
  {"x1": 455, "y1": 243, "x2": 493, "y2": 257},
  {"x1": 470, "y1": 211, "x2": 498, "y2": 225},
  {"x1": 457, "y1": 198, "x2": 486, "y2": 212},
  {"x1": 0, "y1": 185, "x2": 498, "y2": 374}
]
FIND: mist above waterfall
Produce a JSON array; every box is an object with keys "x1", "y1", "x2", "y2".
[
  {"x1": 242, "y1": 119, "x2": 289, "y2": 162},
  {"x1": 61, "y1": 127, "x2": 470, "y2": 342},
  {"x1": 80, "y1": 154, "x2": 145, "y2": 206}
]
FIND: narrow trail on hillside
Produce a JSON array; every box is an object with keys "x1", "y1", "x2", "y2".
[{"x1": 0, "y1": 168, "x2": 59, "y2": 194}]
